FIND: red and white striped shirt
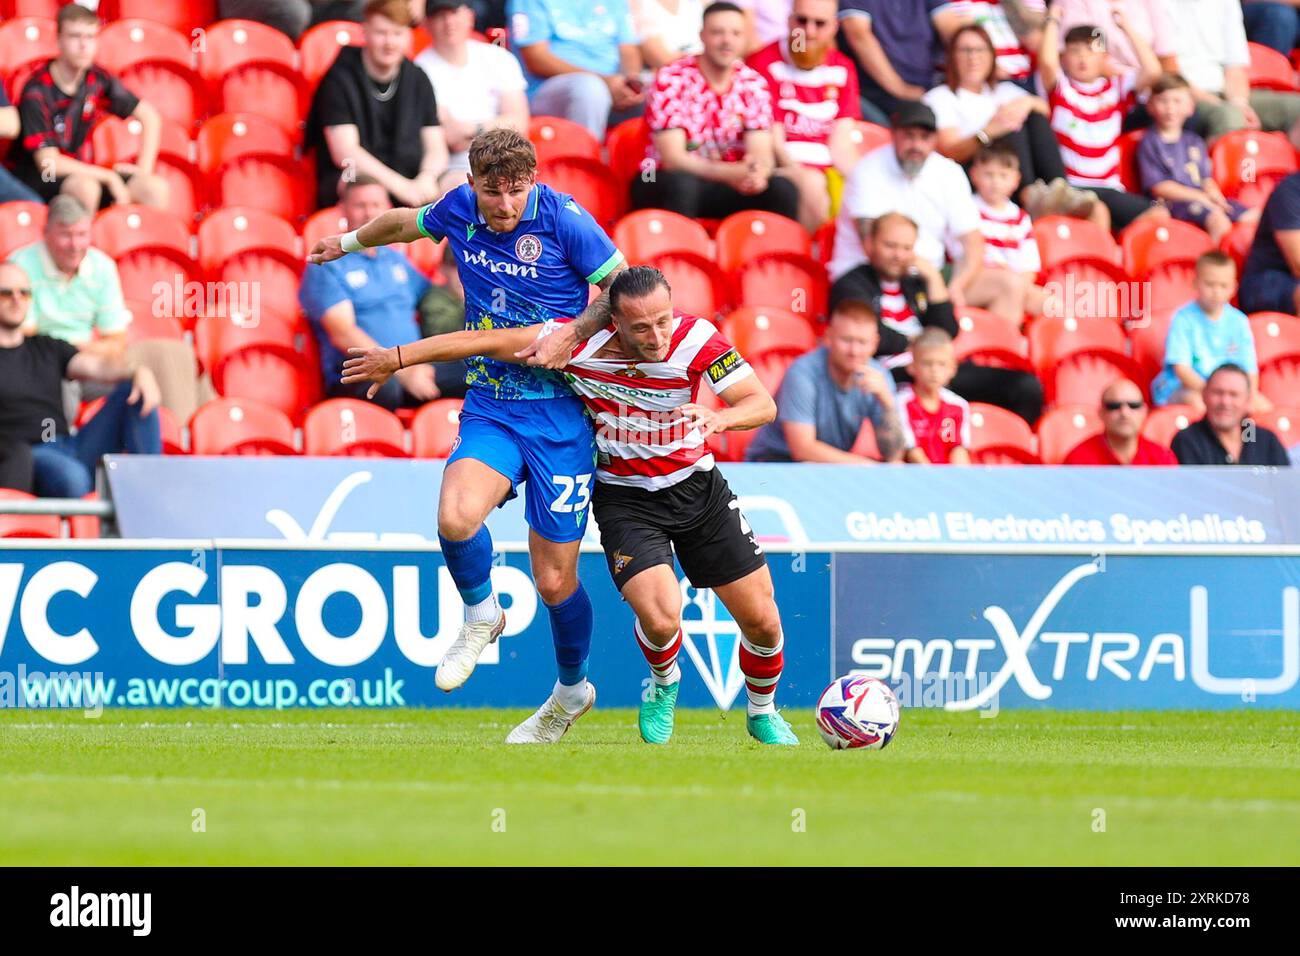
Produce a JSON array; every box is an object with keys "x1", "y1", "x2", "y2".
[
  {"x1": 931, "y1": 0, "x2": 1043, "y2": 82},
  {"x1": 897, "y1": 384, "x2": 971, "y2": 463},
  {"x1": 975, "y1": 195, "x2": 1041, "y2": 274},
  {"x1": 1047, "y1": 72, "x2": 1134, "y2": 190},
  {"x1": 878, "y1": 279, "x2": 923, "y2": 338},
  {"x1": 552, "y1": 313, "x2": 755, "y2": 491}
]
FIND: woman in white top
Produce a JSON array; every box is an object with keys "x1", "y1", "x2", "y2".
[
  {"x1": 632, "y1": 0, "x2": 706, "y2": 69},
  {"x1": 923, "y1": 24, "x2": 1084, "y2": 216}
]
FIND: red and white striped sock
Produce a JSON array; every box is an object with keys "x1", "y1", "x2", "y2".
[
  {"x1": 739, "y1": 632, "x2": 784, "y2": 716},
  {"x1": 634, "y1": 620, "x2": 682, "y2": 685}
]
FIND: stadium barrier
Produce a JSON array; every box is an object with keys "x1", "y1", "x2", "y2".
[{"x1": 0, "y1": 539, "x2": 1296, "y2": 711}]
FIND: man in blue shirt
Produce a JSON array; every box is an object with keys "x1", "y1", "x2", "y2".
[
  {"x1": 300, "y1": 177, "x2": 465, "y2": 410},
  {"x1": 508, "y1": 0, "x2": 645, "y2": 140},
  {"x1": 746, "y1": 298, "x2": 906, "y2": 462},
  {"x1": 309, "y1": 128, "x2": 627, "y2": 744},
  {"x1": 838, "y1": 0, "x2": 936, "y2": 127},
  {"x1": 1241, "y1": 170, "x2": 1300, "y2": 315}
]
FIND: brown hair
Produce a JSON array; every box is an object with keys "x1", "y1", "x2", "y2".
[
  {"x1": 364, "y1": 0, "x2": 416, "y2": 27},
  {"x1": 341, "y1": 174, "x2": 385, "y2": 196},
  {"x1": 1196, "y1": 249, "x2": 1236, "y2": 273},
  {"x1": 57, "y1": 3, "x2": 99, "y2": 32},
  {"x1": 971, "y1": 141, "x2": 1020, "y2": 170},
  {"x1": 1064, "y1": 24, "x2": 1104, "y2": 48},
  {"x1": 944, "y1": 24, "x2": 996, "y2": 92},
  {"x1": 468, "y1": 127, "x2": 537, "y2": 186},
  {"x1": 912, "y1": 327, "x2": 955, "y2": 357},
  {"x1": 1151, "y1": 72, "x2": 1192, "y2": 97}
]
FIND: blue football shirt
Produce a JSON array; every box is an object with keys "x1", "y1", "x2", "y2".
[{"x1": 417, "y1": 182, "x2": 624, "y2": 401}]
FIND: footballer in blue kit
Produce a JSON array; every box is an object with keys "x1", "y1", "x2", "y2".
[{"x1": 309, "y1": 129, "x2": 626, "y2": 743}]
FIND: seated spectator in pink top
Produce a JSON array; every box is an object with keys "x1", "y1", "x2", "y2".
[
  {"x1": 1064, "y1": 379, "x2": 1178, "y2": 464},
  {"x1": 747, "y1": 0, "x2": 861, "y2": 228},
  {"x1": 897, "y1": 328, "x2": 973, "y2": 464}
]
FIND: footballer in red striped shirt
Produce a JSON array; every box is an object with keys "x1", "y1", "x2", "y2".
[{"x1": 341, "y1": 265, "x2": 803, "y2": 746}]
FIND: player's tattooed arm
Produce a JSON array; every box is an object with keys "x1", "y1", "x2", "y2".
[
  {"x1": 341, "y1": 327, "x2": 535, "y2": 398},
  {"x1": 873, "y1": 405, "x2": 907, "y2": 463},
  {"x1": 515, "y1": 262, "x2": 628, "y2": 368}
]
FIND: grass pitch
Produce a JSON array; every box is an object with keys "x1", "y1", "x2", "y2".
[{"x1": 0, "y1": 707, "x2": 1296, "y2": 866}]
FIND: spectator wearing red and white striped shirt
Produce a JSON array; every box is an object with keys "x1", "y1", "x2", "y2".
[
  {"x1": 746, "y1": 0, "x2": 861, "y2": 229},
  {"x1": 969, "y1": 143, "x2": 1047, "y2": 321},
  {"x1": 898, "y1": 328, "x2": 972, "y2": 464},
  {"x1": 1037, "y1": 6, "x2": 1166, "y2": 232}
]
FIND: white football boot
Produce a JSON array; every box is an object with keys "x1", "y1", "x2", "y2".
[
  {"x1": 505, "y1": 682, "x2": 597, "y2": 744},
  {"x1": 435, "y1": 612, "x2": 506, "y2": 691}
]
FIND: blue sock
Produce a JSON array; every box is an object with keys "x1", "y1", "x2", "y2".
[
  {"x1": 548, "y1": 583, "x2": 593, "y2": 686},
  {"x1": 439, "y1": 527, "x2": 494, "y2": 605}
]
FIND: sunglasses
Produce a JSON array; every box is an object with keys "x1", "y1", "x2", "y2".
[
  {"x1": 1103, "y1": 400, "x2": 1144, "y2": 411},
  {"x1": 793, "y1": 15, "x2": 830, "y2": 28},
  {"x1": 0, "y1": 288, "x2": 32, "y2": 299}
]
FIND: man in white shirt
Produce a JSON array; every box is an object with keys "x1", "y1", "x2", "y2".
[
  {"x1": 1166, "y1": 0, "x2": 1300, "y2": 142},
  {"x1": 417, "y1": 0, "x2": 530, "y2": 193},
  {"x1": 828, "y1": 101, "x2": 1007, "y2": 313}
]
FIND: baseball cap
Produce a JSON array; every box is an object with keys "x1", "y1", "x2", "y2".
[{"x1": 890, "y1": 101, "x2": 937, "y2": 132}]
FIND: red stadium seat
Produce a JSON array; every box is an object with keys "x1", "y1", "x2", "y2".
[
  {"x1": 1030, "y1": 314, "x2": 1144, "y2": 405},
  {"x1": 298, "y1": 20, "x2": 366, "y2": 90},
  {"x1": 0, "y1": 18, "x2": 58, "y2": 82},
  {"x1": 1142, "y1": 404, "x2": 1197, "y2": 448},
  {"x1": 529, "y1": 115, "x2": 602, "y2": 164},
  {"x1": 1032, "y1": 215, "x2": 1123, "y2": 276},
  {"x1": 1249, "y1": 311, "x2": 1300, "y2": 366},
  {"x1": 1028, "y1": 314, "x2": 1128, "y2": 373},
  {"x1": 0, "y1": 201, "x2": 47, "y2": 259},
  {"x1": 304, "y1": 399, "x2": 409, "y2": 457},
  {"x1": 734, "y1": 252, "x2": 828, "y2": 322},
  {"x1": 96, "y1": 20, "x2": 207, "y2": 130},
  {"x1": 1212, "y1": 131, "x2": 1298, "y2": 205},
  {"x1": 411, "y1": 399, "x2": 464, "y2": 458},
  {"x1": 195, "y1": 313, "x2": 317, "y2": 422},
  {"x1": 190, "y1": 397, "x2": 297, "y2": 456},
  {"x1": 606, "y1": 117, "x2": 650, "y2": 190},
  {"x1": 967, "y1": 402, "x2": 1039, "y2": 464},
  {"x1": 613, "y1": 209, "x2": 711, "y2": 263},
  {"x1": 198, "y1": 207, "x2": 303, "y2": 320},
  {"x1": 537, "y1": 157, "x2": 625, "y2": 229},
  {"x1": 91, "y1": 204, "x2": 198, "y2": 304},
  {"x1": 302, "y1": 206, "x2": 349, "y2": 251},
  {"x1": 158, "y1": 405, "x2": 187, "y2": 454},
  {"x1": 1248, "y1": 41, "x2": 1299, "y2": 91},
  {"x1": 1220, "y1": 217, "x2": 1258, "y2": 274},
  {"x1": 812, "y1": 220, "x2": 835, "y2": 265},
  {"x1": 1255, "y1": 406, "x2": 1299, "y2": 448},
  {"x1": 197, "y1": 20, "x2": 308, "y2": 134},
  {"x1": 1036, "y1": 405, "x2": 1103, "y2": 464},
  {"x1": 715, "y1": 211, "x2": 812, "y2": 274},
  {"x1": 68, "y1": 492, "x2": 102, "y2": 539},
  {"x1": 1127, "y1": 310, "x2": 1174, "y2": 383},
  {"x1": 1260, "y1": 354, "x2": 1300, "y2": 406},
  {"x1": 722, "y1": 307, "x2": 815, "y2": 361},
  {"x1": 197, "y1": 112, "x2": 309, "y2": 221},
  {"x1": 0, "y1": 1, "x2": 65, "y2": 17},
  {"x1": 0, "y1": 489, "x2": 60, "y2": 539},
  {"x1": 647, "y1": 251, "x2": 732, "y2": 318},
  {"x1": 124, "y1": 298, "x2": 185, "y2": 343},
  {"x1": 1121, "y1": 218, "x2": 1214, "y2": 278},
  {"x1": 90, "y1": 115, "x2": 204, "y2": 223},
  {"x1": 1117, "y1": 129, "x2": 1144, "y2": 193},
  {"x1": 749, "y1": 350, "x2": 795, "y2": 396},
  {"x1": 98, "y1": 0, "x2": 216, "y2": 38},
  {"x1": 954, "y1": 308, "x2": 1032, "y2": 371},
  {"x1": 848, "y1": 121, "x2": 890, "y2": 159}
]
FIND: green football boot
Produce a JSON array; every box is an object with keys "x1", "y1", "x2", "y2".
[
  {"x1": 639, "y1": 681, "x2": 679, "y2": 744},
  {"x1": 746, "y1": 711, "x2": 799, "y2": 746}
]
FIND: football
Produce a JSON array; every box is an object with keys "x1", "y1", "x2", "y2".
[{"x1": 815, "y1": 676, "x2": 901, "y2": 750}]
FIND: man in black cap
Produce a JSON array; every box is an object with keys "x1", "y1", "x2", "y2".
[{"x1": 827, "y1": 101, "x2": 987, "y2": 311}]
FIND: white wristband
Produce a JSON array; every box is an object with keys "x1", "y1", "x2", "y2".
[{"x1": 340, "y1": 230, "x2": 364, "y2": 253}]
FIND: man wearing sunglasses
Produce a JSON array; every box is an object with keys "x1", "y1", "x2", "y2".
[
  {"x1": 0, "y1": 261, "x2": 160, "y2": 497},
  {"x1": 1063, "y1": 379, "x2": 1177, "y2": 465}
]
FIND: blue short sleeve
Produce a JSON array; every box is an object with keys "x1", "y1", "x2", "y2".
[
  {"x1": 416, "y1": 191, "x2": 457, "y2": 243},
  {"x1": 614, "y1": 0, "x2": 638, "y2": 46},
  {"x1": 1162, "y1": 308, "x2": 1195, "y2": 369},
  {"x1": 556, "y1": 195, "x2": 625, "y2": 284},
  {"x1": 299, "y1": 263, "x2": 350, "y2": 320},
  {"x1": 402, "y1": 255, "x2": 433, "y2": 300},
  {"x1": 775, "y1": 360, "x2": 818, "y2": 426},
  {"x1": 1234, "y1": 309, "x2": 1259, "y2": 373},
  {"x1": 508, "y1": 0, "x2": 552, "y2": 47}
]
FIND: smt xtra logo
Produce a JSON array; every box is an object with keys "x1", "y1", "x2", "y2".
[
  {"x1": 0, "y1": 561, "x2": 538, "y2": 669},
  {"x1": 849, "y1": 562, "x2": 1300, "y2": 710}
]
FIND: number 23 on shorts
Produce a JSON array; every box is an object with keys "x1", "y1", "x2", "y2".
[{"x1": 550, "y1": 473, "x2": 593, "y2": 513}]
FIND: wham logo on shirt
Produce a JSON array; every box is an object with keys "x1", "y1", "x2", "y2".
[{"x1": 460, "y1": 248, "x2": 538, "y2": 278}]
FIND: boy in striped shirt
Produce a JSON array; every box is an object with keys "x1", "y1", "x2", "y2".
[
  {"x1": 969, "y1": 142, "x2": 1046, "y2": 321},
  {"x1": 342, "y1": 266, "x2": 802, "y2": 747},
  {"x1": 1038, "y1": 4, "x2": 1167, "y2": 232}
]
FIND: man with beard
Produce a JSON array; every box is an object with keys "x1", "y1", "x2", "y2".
[
  {"x1": 747, "y1": 0, "x2": 861, "y2": 229},
  {"x1": 631, "y1": 1, "x2": 799, "y2": 222}
]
